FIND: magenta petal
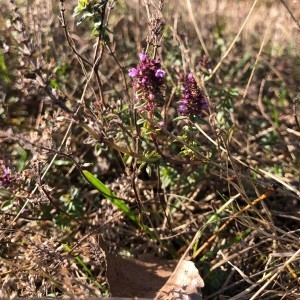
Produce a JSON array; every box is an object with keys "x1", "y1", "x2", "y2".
[
  {"x1": 155, "y1": 69, "x2": 165, "y2": 78},
  {"x1": 187, "y1": 72, "x2": 194, "y2": 80},
  {"x1": 128, "y1": 68, "x2": 138, "y2": 77},
  {"x1": 138, "y1": 53, "x2": 148, "y2": 62}
]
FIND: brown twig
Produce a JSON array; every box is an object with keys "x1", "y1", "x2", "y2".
[
  {"x1": 58, "y1": 1, "x2": 92, "y2": 67},
  {"x1": 293, "y1": 98, "x2": 300, "y2": 130},
  {"x1": 191, "y1": 187, "x2": 277, "y2": 260},
  {"x1": 281, "y1": 0, "x2": 300, "y2": 30}
]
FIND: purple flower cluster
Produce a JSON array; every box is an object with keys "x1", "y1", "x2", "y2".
[
  {"x1": 178, "y1": 73, "x2": 209, "y2": 116},
  {"x1": 0, "y1": 165, "x2": 12, "y2": 186},
  {"x1": 129, "y1": 53, "x2": 165, "y2": 111}
]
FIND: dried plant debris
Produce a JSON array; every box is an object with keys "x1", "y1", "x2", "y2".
[{"x1": 1, "y1": 0, "x2": 300, "y2": 299}]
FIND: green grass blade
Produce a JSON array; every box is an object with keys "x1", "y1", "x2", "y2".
[
  {"x1": 62, "y1": 244, "x2": 94, "y2": 278},
  {"x1": 82, "y1": 170, "x2": 155, "y2": 238},
  {"x1": 62, "y1": 244, "x2": 107, "y2": 293}
]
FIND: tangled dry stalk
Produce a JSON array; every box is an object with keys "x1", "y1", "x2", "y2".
[{"x1": 0, "y1": 0, "x2": 299, "y2": 298}]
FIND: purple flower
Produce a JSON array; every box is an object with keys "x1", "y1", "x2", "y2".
[
  {"x1": 3, "y1": 166, "x2": 10, "y2": 176},
  {"x1": 0, "y1": 165, "x2": 12, "y2": 186},
  {"x1": 178, "y1": 102, "x2": 188, "y2": 114},
  {"x1": 128, "y1": 53, "x2": 165, "y2": 111},
  {"x1": 155, "y1": 69, "x2": 165, "y2": 78},
  {"x1": 128, "y1": 68, "x2": 138, "y2": 77},
  {"x1": 139, "y1": 53, "x2": 147, "y2": 62},
  {"x1": 178, "y1": 73, "x2": 209, "y2": 116},
  {"x1": 187, "y1": 73, "x2": 193, "y2": 80}
]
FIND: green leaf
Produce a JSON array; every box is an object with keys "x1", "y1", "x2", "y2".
[
  {"x1": 152, "y1": 110, "x2": 163, "y2": 121},
  {"x1": 0, "y1": 52, "x2": 10, "y2": 83},
  {"x1": 73, "y1": 0, "x2": 91, "y2": 16},
  {"x1": 134, "y1": 100, "x2": 147, "y2": 109},
  {"x1": 63, "y1": 244, "x2": 94, "y2": 278},
  {"x1": 173, "y1": 115, "x2": 188, "y2": 122},
  {"x1": 62, "y1": 243, "x2": 107, "y2": 292},
  {"x1": 91, "y1": 27, "x2": 100, "y2": 37},
  {"x1": 136, "y1": 118, "x2": 146, "y2": 125},
  {"x1": 83, "y1": 171, "x2": 136, "y2": 222},
  {"x1": 82, "y1": 170, "x2": 156, "y2": 238},
  {"x1": 1, "y1": 199, "x2": 13, "y2": 211},
  {"x1": 76, "y1": 12, "x2": 93, "y2": 25}
]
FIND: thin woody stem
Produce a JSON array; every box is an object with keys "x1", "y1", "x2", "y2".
[{"x1": 191, "y1": 188, "x2": 277, "y2": 260}]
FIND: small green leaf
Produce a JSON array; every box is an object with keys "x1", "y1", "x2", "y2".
[
  {"x1": 173, "y1": 115, "x2": 188, "y2": 122},
  {"x1": 152, "y1": 110, "x2": 163, "y2": 120},
  {"x1": 62, "y1": 243, "x2": 100, "y2": 285},
  {"x1": 1, "y1": 200, "x2": 13, "y2": 211},
  {"x1": 73, "y1": 0, "x2": 90, "y2": 16},
  {"x1": 76, "y1": 12, "x2": 93, "y2": 25},
  {"x1": 134, "y1": 100, "x2": 147, "y2": 109},
  {"x1": 136, "y1": 118, "x2": 146, "y2": 125},
  {"x1": 53, "y1": 159, "x2": 72, "y2": 166}
]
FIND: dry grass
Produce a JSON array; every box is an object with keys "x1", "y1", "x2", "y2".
[{"x1": 0, "y1": 0, "x2": 299, "y2": 299}]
